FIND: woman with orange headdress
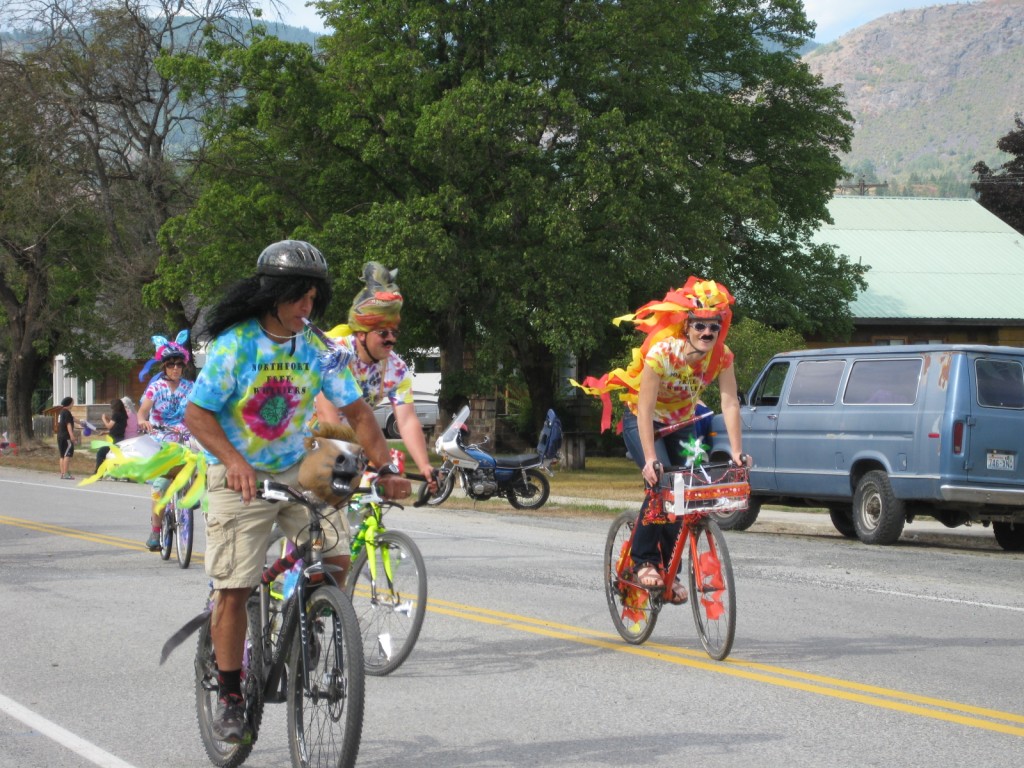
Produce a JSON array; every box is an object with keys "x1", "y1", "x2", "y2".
[{"x1": 574, "y1": 277, "x2": 750, "y2": 601}]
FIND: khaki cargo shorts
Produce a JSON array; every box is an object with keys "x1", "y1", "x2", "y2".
[{"x1": 204, "y1": 462, "x2": 351, "y2": 590}]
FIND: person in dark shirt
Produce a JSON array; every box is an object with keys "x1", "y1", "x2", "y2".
[
  {"x1": 95, "y1": 398, "x2": 129, "y2": 473},
  {"x1": 57, "y1": 396, "x2": 76, "y2": 479}
]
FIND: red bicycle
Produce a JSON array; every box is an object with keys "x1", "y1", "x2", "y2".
[{"x1": 604, "y1": 462, "x2": 749, "y2": 660}]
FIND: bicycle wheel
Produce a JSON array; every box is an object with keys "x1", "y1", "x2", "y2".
[
  {"x1": 159, "y1": 505, "x2": 174, "y2": 561},
  {"x1": 195, "y1": 597, "x2": 265, "y2": 767},
  {"x1": 287, "y1": 586, "x2": 365, "y2": 768},
  {"x1": 175, "y1": 492, "x2": 194, "y2": 569},
  {"x1": 346, "y1": 530, "x2": 427, "y2": 676},
  {"x1": 686, "y1": 518, "x2": 736, "y2": 660},
  {"x1": 506, "y1": 468, "x2": 550, "y2": 510},
  {"x1": 604, "y1": 510, "x2": 658, "y2": 644},
  {"x1": 425, "y1": 465, "x2": 455, "y2": 506}
]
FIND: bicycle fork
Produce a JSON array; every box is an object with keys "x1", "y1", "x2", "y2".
[{"x1": 685, "y1": 522, "x2": 726, "y2": 619}]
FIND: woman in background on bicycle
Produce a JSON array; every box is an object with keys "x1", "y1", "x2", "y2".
[
  {"x1": 137, "y1": 330, "x2": 195, "y2": 551},
  {"x1": 574, "y1": 277, "x2": 749, "y2": 600}
]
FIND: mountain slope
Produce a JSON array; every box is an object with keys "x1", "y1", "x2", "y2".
[{"x1": 804, "y1": 0, "x2": 1024, "y2": 192}]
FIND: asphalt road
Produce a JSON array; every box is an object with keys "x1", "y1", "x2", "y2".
[{"x1": 1, "y1": 466, "x2": 1022, "y2": 768}]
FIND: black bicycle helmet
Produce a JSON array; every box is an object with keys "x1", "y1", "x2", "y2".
[{"x1": 256, "y1": 240, "x2": 329, "y2": 279}]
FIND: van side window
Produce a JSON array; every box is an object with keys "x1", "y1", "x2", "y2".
[
  {"x1": 787, "y1": 360, "x2": 844, "y2": 405},
  {"x1": 976, "y1": 359, "x2": 1024, "y2": 409},
  {"x1": 844, "y1": 359, "x2": 922, "y2": 405},
  {"x1": 750, "y1": 362, "x2": 789, "y2": 407}
]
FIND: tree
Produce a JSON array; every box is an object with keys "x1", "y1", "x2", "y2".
[
  {"x1": 972, "y1": 115, "x2": 1024, "y2": 234},
  {"x1": 0, "y1": 40, "x2": 108, "y2": 443},
  {"x1": 0, "y1": 0, "x2": 272, "y2": 442},
  {"x1": 157, "y1": 0, "x2": 863, "y2": 430}
]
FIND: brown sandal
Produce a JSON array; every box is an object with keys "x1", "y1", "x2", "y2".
[
  {"x1": 669, "y1": 580, "x2": 688, "y2": 605},
  {"x1": 636, "y1": 564, "x2": 664, "y2": 590}
]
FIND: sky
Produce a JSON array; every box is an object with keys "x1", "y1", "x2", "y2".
[{"x1": 272, "y1": 1, "x2": 957, "y2": 43}]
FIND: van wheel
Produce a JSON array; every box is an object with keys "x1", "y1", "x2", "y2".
[
  {"x1": 852, "y1": 471, "x2": 905, "y2": 545},
  {"x1": 827, "y1": 505, "x2": 856, "y2": 539},
  {"x1": 715, "y1": 496, "x2": 761, "y2": 531},
  {"x1": 993, "y1": 522, "x2": 1024, "y2": 552}
]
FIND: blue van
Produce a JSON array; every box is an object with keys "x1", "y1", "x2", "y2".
[{"x1": 709, "y1": 345, "x2": 1024, "y2": 550}]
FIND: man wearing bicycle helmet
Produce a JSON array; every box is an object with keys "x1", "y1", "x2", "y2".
[
  {"x1": 574, "y1": 277, "x2": 749, "y2": 602},
  {"x1": 137, "y1": 330, "x2": 194, "y2": 550},
  {"x1": 186, "y1": 239, "x2": 411, "y2": 744},
  {"x1": 313, "y1": 262, "x2": 437, "y2": 492}
]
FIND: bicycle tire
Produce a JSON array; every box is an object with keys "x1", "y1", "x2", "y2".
[
  {"x1": 506, "y1": 468, "x2": 550, "y2": 510},
  {"x1": 195, "y1": 598, "x2": 266, "y2": 767},
  {"x1": 686, "y1": 518, "x2": 736, "y2": 660},
  {"x1": 425, "y1": 466, "x2": 456, "y2": 506},
  {"x1": 175, "y1": 492, "x2": 193, "y2": 569},
  {"x1": 287, "y1": 586, "x2": 365, "y2": 768},
  {"x1": 604, "y1": 510, "x2": 658, "y2": 644},
  {"x1": 346, "y1": 530, "x2": 427, "y2": 676},
  {"x1": 159, "y1": 504, "x2": 174, "y2": 561}
]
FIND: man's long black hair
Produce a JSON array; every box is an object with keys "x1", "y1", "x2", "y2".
[{"x1": 199, "y1": 274, "x2": 332, "y2": 341}]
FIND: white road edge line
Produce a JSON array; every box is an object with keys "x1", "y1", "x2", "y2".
[{"x1": 0, "y1": 692, "x2": 140, "y2": 768}]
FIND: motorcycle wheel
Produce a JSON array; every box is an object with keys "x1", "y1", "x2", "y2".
[
  {"x1": 506, "y1": 469, "x2": 550, "y2": 510},
  {"x1": 426, "y1": 467, "x2": 456, "y2": 506}
]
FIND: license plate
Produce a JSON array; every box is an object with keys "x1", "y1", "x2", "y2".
[{"x1": 986, "y1": 451, "x2": 1016, "y2": 471}]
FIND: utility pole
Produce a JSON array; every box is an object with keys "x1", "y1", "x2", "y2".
[{"x1": 835, "y1": 175, "x2": 889, "y2": 195}]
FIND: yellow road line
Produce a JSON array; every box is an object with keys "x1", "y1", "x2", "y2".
[
  {"x1": 6, "y1": 515, "x2": 1021, "y2": 736},
  {"x1": 0, "y1": 515, "x2": 206, "y2": 564},
  {"x1": 426, "y1": 597, "x2": 1024, "y2": 737}
]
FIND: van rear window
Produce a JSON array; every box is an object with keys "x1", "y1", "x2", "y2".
[
  {"x1": 788, "y1": 360, "x2": 844, "y2": 405},
  {"x1": 844, "y1": 359, "x2": 921, "y2": 405},
  {"x1": 976, "y1": 359, "x2": 1024, "y2": 409}
]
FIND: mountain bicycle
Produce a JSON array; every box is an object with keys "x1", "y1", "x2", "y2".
[
  {"x1": 147, "y1": 425, "x2": 199, "y2": 569},
  {"x1": 267, "y1": 473, "x2": 430, "y2": 677},
  {"x1": 344, "y1": 477, "x2": 428, "y2": 676},
  {"x1": 604, "y1": 461, "x2": 748, "y2": 660},
  {"x1": 194, "y1": 479, "x2": 365, "y2": 768},
  {"x1": 158, "y1": 486, "x2": 195, "y2": 568}
]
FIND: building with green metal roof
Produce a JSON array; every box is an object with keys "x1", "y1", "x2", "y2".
[{"x1": 815, "y1": 196, "x2": 1024, "y2": 348}]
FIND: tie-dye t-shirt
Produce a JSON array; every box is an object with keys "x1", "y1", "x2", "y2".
[
  {"x1": 142, "y1": 377, "x2": 193, "y2": 427},
  {"x1": 335, "y1": 335, "x2": 415, "y2": 408},
  {"x1": 633, "y1": 337, "x2": 734, "y2": 425},
  {"x1": 189, "y1": 319, "x2": 362, "y2": 472}
]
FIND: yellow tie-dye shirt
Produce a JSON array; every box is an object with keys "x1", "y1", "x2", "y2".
[{"x1": 630, "y1": 337, "x2": 733, "y2": 425}]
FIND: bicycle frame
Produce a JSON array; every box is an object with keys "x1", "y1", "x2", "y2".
[{"x1": 258, "y1": 486, "x2": 348, "y2": 702}]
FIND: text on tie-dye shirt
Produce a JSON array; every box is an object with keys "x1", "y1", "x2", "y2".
[{"x1": 189, "y1": 319, "x2": 362, "y2": 472}]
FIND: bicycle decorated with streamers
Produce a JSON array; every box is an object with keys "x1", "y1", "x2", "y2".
[
  {"x1": 162, "y1": 478, "x2": 366, "y2": 768},
  {"x1": 267, "y1": 471, "x2": 430, "y2": 677},
  {"x1": 81, "y1": 427, "x2": 206, "y2": 568},
  {"x1": 604, "y1": 458, "x2": 749, "y2": 660}
]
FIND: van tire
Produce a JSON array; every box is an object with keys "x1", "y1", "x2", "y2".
[
  {"x1": 852, "y1": 471, "x2": 905, "y2": 545},
  {"x1": 827, "y1": 505, "x2": 857, "y2": 539},
  {"x1": 715, "y1": 496, "x2": 761, "y2": 531},
  {"x1": 993, "y1": 522, "x2": 1024, "y2": 552}
]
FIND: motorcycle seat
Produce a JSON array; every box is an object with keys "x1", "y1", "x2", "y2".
[{"x1": 494, "y1": 453, "x2": 542, "y2": 469}]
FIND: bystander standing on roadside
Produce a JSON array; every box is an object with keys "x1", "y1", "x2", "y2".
[
  {"x1": 95, "y1": 398, "x2": 129, "y2": 474},
  {"x1": 57, "y1": 396, "x2": 76, "y2": 480}
]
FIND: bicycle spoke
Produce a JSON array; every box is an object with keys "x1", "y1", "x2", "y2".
[
  {"x1": 604, "y1": 510, "x2": 659, "y2": 644},
  {"x1": 347, "y1": 531, "x2": 427, "y2": 676},
  {"x1": 687, "y1": 520, "x2": 736, "y2": 660},
  {"x1": 288, "y1": 588, "x2": 364, "y2": 768}
]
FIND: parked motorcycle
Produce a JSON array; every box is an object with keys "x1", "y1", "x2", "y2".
[{"x1": 427, "y1": 405, "x2": 562, "y2": 509}]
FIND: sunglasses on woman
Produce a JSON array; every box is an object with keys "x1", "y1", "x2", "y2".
[{"x1": 691, "y1": 322, "x2": 721, "y2": 333}]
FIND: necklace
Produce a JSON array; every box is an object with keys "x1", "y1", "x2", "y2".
[{"x1": 258, "y1": 320, "x2": 303, "y2": 341}]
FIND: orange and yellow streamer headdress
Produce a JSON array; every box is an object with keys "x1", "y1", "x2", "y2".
[{"x1": 571, "y1": 276, "x2": 735, "y2": 432}]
